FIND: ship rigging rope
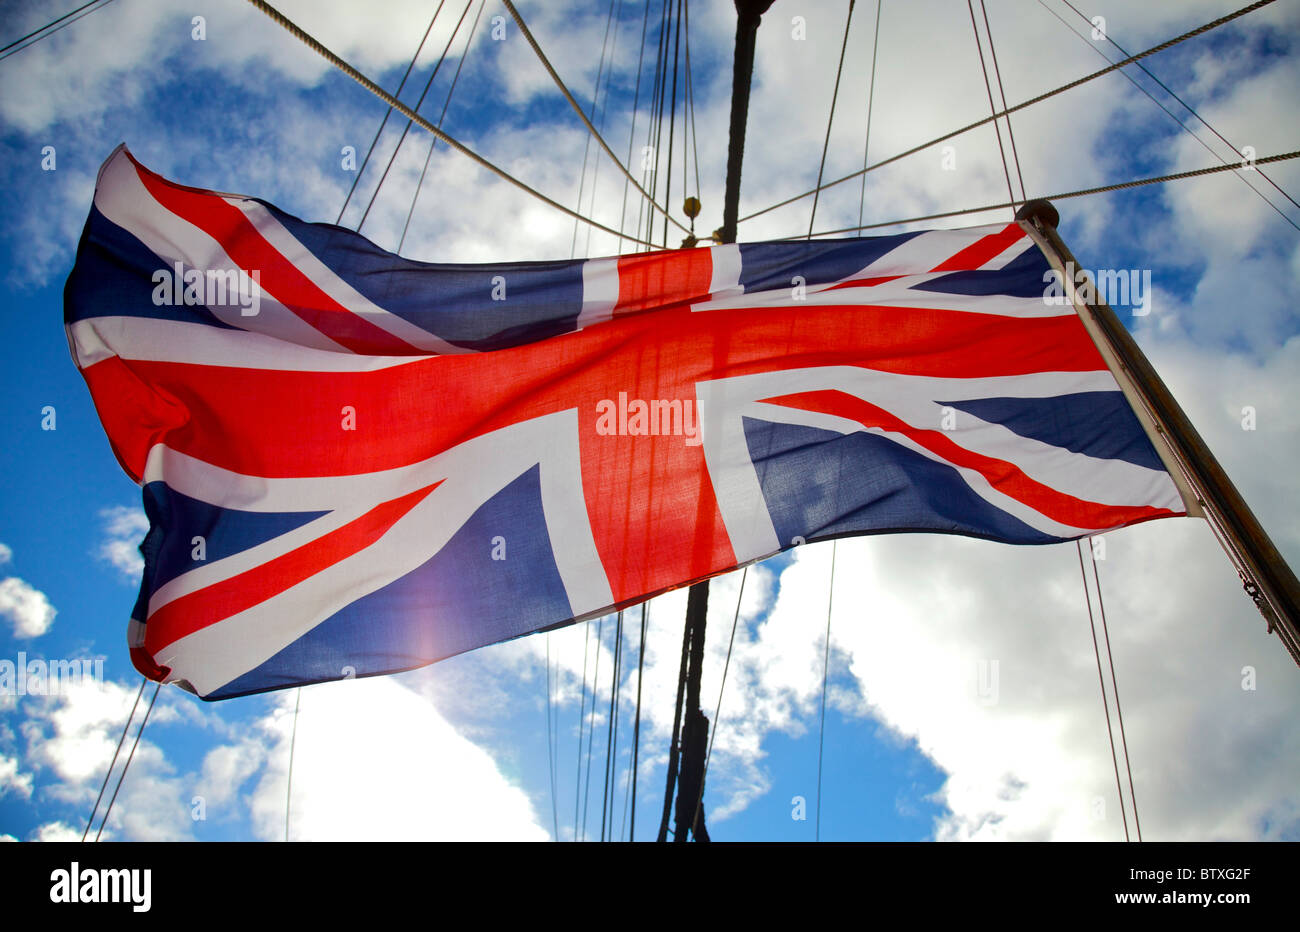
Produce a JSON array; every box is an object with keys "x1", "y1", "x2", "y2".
[
  {"x1": 579, "y1": 614, "x2": 605, "y2": 841},
  {"x1": 632, "y1": 2, "x2": 663, "y2": 252},
  {"x1": 806, "y1": 0, "x2": 856, "y2": 239},
  {"x1": 399, "y1": 0, "x2": 487, "y2": 253},
  {"x1": 95, "y1": 681, "x2": 161, "y2": 842},
  {"x1": 1076, "y1": 541, "x2": 1132, "y2": 842},
  {"x1": 1091, "y1": 543, "x2": 1142, "y2": 840},
  {"x1": 246, "y1": 0, "x2": 658, "y2": 247},
  {"x1": 977, "y1": 0, "x2": 1027, "y2": 207},
  {"x1": 82, "y1": 675, "x2": 146, "y2": 841},
  {"x1": 857, "y1": 0, "x2": 882, "y2": 230},
  {"x1": 616, "y1": 0, "x2": 657, "y2": 256},
  {"x1": 0, "y1": 0, "x2": 118, "y2": 63},
  {"x1": 684, "y1": 0, "x2": 702, "y2": 203},
  {"x1": 1038, "y1": 0, "x2": 1299, "y2": 233},
  {"x1": 336, "y1": 2, "x2": 444, "y2": 225},
  {"x1": 284, "y1": 687, "x2": 301, "y2": 841},
  {"x1": 793, "y1": 149, "x2": 1300, "y2": 238},
  {"x1": 600, "y1": 610, "x2": 624, "y2": 841},
  {"x1": 661, "y1": 0, "x2": 684, "y2": 247},
  {"x1": 739, "y1": 0, "x2": 1278, "y2": 226},
  {"x1": 499, "y1": 0, "x2": 688, "y2": 238},
  {"x1": 356, "y1": 0, "x2": 475, "y2": 233},
  {"x1": 545, "y1": 634, "x2": 559, "y2": 840},
  {"x1": 815, "y1": 544, "x2": 837, "y2": 842},
  {"x1": 607, "y1": 612, "x2": 624, "y2": 840},
  {"x1": 573, "y1": 615, "x2": 593, "y2": 840},
  {"x1": 645, "y1": 0, "x2": 673, "y2": 248},
  {"x1": 611, "y1": 618, "x2": 626, "y2": 839},
  {"x1": 1058, "y1": 0, "x2": 1299, "y2": 216},
  {"x1": 626, "y1": 602, "x2": 650, "y2": 840},
  {"x1": 580, "y1": 0, "x2": 625, "y2": 259},
  {"x1": 649, "y1": 0, "x2": 675, "y2": 248},
  {"x1": 569, "y1": 0, "x2": 621, "y2": 259},
  {"x1": 966, "y1": 0, "x2": 1017, "y2": 213}
]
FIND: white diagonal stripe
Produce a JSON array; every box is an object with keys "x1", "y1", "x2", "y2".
[
  {"x1": 230, "y1": 196, "x2": 468, "y2": 355},
  {"x1": 143, "y1": 408, "x2": 612, "y2": 693},
  {"x1": 69, "y1": 316, "x2": 426, "y2": 372},
  {"x1": 699, "y1": 365, "x2": 1184, "y2": 555},
  {"x1": 92, "y1": 149, "x2": 348, "y2": 353},
  {"x1": 689, "y1": 275, "x2": 1069, "y2": 318}
]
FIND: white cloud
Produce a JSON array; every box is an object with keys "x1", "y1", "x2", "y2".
[
  {"x1": 3, "y1": 166, "x2": 96, "y2": 288},
  {"x1": 21, "y1": 678, "x2": 146, "y2": 790},
  {"x1": 32, "y1": 822, "x2": 81, "y2": 843},
  {"x1": 97, "y1": 506, "x2": 148, "y2": 582},
  {"x1": 758, "y1": 517, "x2": 1300, "y2": 841},
  {"x1": 196, "y1": 740, "x2": 264, "y2": 815},
  {"x1": 0, "y1": 543, "x2": 11, "y2": 565},
  {"x1": 243, "y1": 677, "x2": 550, "y2": 841},
  {"x1": 19, "y1": 678, "x2": 193, "y2": 842},
  {"x1": 7, "y1": 671, "x2": 553, "y2": 842},
  {"x1": 0, "y1": 0, "x2": 445, "y2": 135},
  {"x1": 0, "y1": 754, "x2": 34, "y2": 800},
  {"x1": 0, "y1": 576, "x2": 56, "y2": 638}
]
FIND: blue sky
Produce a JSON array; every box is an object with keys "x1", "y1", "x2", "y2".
[{"x1": 0, "y1": 0, "x2": 1297, "y2": 842}]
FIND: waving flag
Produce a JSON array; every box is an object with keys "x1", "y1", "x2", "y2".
[{"x1": 65, "y1": 145, "x2": 1194, "y2": 699}]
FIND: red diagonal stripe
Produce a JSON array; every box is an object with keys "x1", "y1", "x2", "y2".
[
  {"x1": 763, "y1": 389, "x2": 1175, "y2": 531},
  {"x1": 823, "y1": 274, "x2": 905, "y2": 292},
  {"x1": 129, "y1": 156, "x2": 422, "y2": 355},
  {"x1": 930, "y1": 222, "x2": 1026, "y2": 272},
  {"x1": 145, "y1": 483, "x2": 439, "y2": 651}
]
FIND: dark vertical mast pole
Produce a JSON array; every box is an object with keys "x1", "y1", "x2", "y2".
[
  {"x1": 719, "y1": 0, "x2": 774, "y2": 246},
  {"x1": 1018, "y1": 199, "x2": 1300, "y2": 666},
  {"x1": 660, "y1": 0, "x2": 775, "y2": 844},
  {"x1": 672, "y1": 582, "x2": 712, "y2": 842}
]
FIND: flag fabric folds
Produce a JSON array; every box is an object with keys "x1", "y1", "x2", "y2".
[{"x1": 65, "y1": 145, "x2": 1192, "y2": 699}]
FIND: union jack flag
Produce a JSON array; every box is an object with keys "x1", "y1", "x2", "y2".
[{"x1": 65, "y1": 145, "x2": 1193, "y2": 699}]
